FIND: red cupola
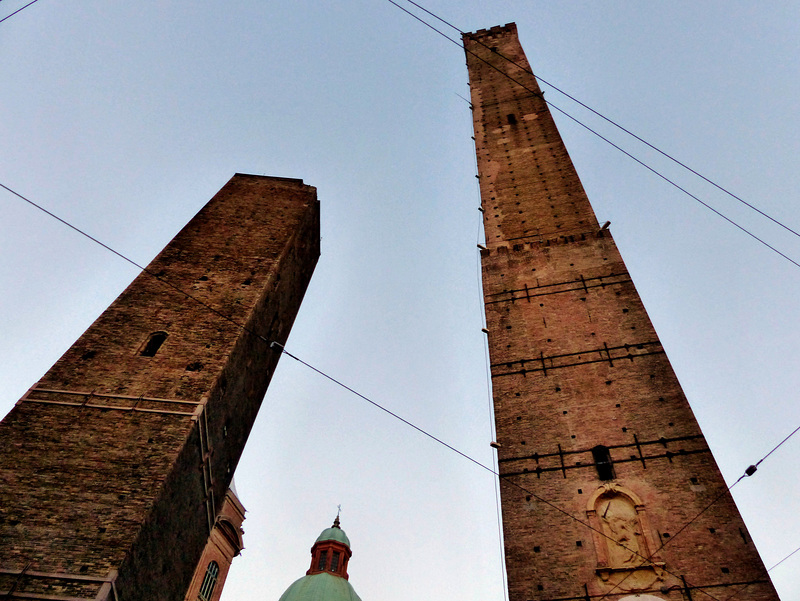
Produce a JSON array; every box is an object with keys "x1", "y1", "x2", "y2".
[{"x1": 306, "y1": 515, "x2": 352, "y2": 580}]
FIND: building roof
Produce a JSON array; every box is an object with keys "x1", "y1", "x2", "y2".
[
  {"x1": 314, "y1": 523, "x2": 350, "y2": 548},
  {"x1": 278, "y1": 516, "x2": 361, "y2": 601},
  {"x1": 278, "y1": 572, "x2": 362, "y2": 601}
]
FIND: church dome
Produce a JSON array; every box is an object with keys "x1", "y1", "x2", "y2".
[
  {"x1": 278, "y1": 572, "x2": 362, "y2": 601},
  {"x1": 315, "y1": 525, "x2": 350, "y2": 547},
  {"x1": 277, "y1": 515, "x2": 362, "y2": 601}
]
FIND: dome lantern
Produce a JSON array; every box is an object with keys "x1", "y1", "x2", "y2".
[
  {"x1": 277, "y1": 515, "x2": 362, "y2": 601},
  {"x1": 306, "y1": 514, "x2": 352, "y2": 580}
]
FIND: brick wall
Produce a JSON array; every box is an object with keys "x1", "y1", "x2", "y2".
[
  {"x1": 0, "y1": 174, "x2": 319, "y2": 600},
  {"x1": 465, "y1": 24, "x2": 779, "y2": 601}
]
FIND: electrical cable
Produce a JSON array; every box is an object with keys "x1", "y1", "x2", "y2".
[
  {"x1": 546, "y1": 102, "x2": 800, "y2": 271},
  {"x1": 396, "y1": 0, "x2": 800, "y2": 242},
  {"x1": 466, "y1": 87, "x2": 510, "y2": 601},
  {"x1": 273, "y1": 339, "x2": 723, "y2": 601},
  {"x1": 0, "y1": 181, "x2": 266, "y2": 341},
  {"x1": 748, "y1": 423, "x2": 800, "y2": 474},
  {"x1": 382, "y1": 3, "x2": 797, "y2": 596},
  {"x1": 0, "y1": 0, "x2": 40, "y2": 25},
  {"x1": 384, "y1": 0, "x2": 800, "y2": 271},
  {"x1": 2, "y1": 178, "x2": 722, "y2": 599},
  {"x1": 594, "y1": 475, "x2": 747, "y2": 600},
  {"x1": 701, "y1": 427, "x2": 800, "y2": 601},
  {"x1": 596, "y1": 422, "x2": 800, "y2": 600},
  {"x1": 769, "y1": 545, "x2": 800, "y2": 573},
  {"x1": 478, "y1": 205, "x2": 509, "y2": 601},
  {"x1": 3, "y1": 4, "x2": 795, "y2": 593},
  {"x1": 720, "y1": 580, "x2": 756, "y2": 601},
  {"x1": 0, "y1": 175, "x2": 665, "y2": 593},
  {"x1": 0, "y1": 179, "x2": 514, "y2": 481}
]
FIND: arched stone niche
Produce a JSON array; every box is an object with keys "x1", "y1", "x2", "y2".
[{"x1": 586, "y1": 483, "x2": 666, "y2": 593}]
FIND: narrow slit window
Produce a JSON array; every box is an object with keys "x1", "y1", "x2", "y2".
[
  {"x1": 330, "y1": 551, "x2": 340, "y2": 572},
  {"x1": 141, "y1": 331, "x2": 167, "y2": 357},
  {"x1": 317, "y1": 550, "x2": 328, "y2": 571},
  {"x1": 197, "y1": 561, "x2": 219, "y2": 601},
  {"x1": 592, "y1": 445, "x2": 615, "y2": 481}
]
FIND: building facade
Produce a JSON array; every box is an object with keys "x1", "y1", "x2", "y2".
[
  {"x1": 184, "y1": 487, "x2": 246, "y2": 601},
  {"x1": 0, "y1": 174, "x2": 319, "y2": 601},
  {"x1": 464, "y1": 23, "x2": 780, "y2": 601}
]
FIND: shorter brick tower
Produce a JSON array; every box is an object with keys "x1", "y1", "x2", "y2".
[
  {"x1": 464, "y1": 23, "x2": 780, "y2": 601},
  {"x1": 0, "y1": 174, "x2": 319, "y2": 601}
]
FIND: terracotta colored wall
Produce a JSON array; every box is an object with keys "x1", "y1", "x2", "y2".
[
  {"x1": 465, "y1": 24, "x2": 779, "y2": 601},
  {"x1": 184, "y1": 490, "x2": 245, "y2": 601}
]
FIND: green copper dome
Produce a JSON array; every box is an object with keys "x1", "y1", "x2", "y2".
[
  {"x1": 278, "y1": 572, "x2": 362, "y2": 601},
  {"x1": 313, "y1": 514, "x2": 350, "y2": 547},
  {"x1": 315, "y1": 525, "x2": 350, "y2": 547},
  {"x1": 279, "y1": 515, "x2": 359, "y2": 601}
]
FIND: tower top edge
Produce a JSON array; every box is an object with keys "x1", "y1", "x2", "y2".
[
  {"x1": 463, "y1": 22, "x2": 517, "y2": 41},
  {"x1": 232, "y1": 172, "x2": 308, "y2": 185}
]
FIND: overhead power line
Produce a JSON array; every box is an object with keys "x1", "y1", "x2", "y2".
[
  {"x1": 0, "y1": 0, "x2": 41, "y2": 25},
  {"x1": 384, "y1": 0, "x2": 800, "y2": 272},
  {"x1": 747, "y1": 423, "x2": 800, "y2": 475},
  {"x1": 398, "y1": 0, "x2": 800, "y2": 242},
  {"x1": 2, "y1": 177, "x2": 724, "y2": 600},
  {"x1": 709, "y1": 426, "x2": 800, "y2": 601},
  {"x1": 271, "y1": 340, "x2": 725, "y2": 601},
  {"x1": 7, "y1": 164, "x2": 797, "y2": 594},
  {"x1": 3, "y1": 2, "x2": 797, "y2": 592},
  {"x1": 769, "y1": 545, "x2": 800, "y2": 573},
  {"x1": 384, "y1": 0, "x2": 800, "y2": 593},
  {"x1": 585, "y1": 397, "x2": 800, "y2": 600},
  {"x1": 0, "y1": 181, "x2": 266, "y2": 340}
]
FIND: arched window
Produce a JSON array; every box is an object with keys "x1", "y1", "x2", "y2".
[
  {"x1": 197, "y1": 561, "x2": 219, "y2": 601},
  {"x1": 141, "y1": 331, "x2": 167, "y2": 357}
]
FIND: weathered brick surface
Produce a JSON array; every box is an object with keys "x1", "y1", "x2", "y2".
[
  {"x1": 465, "y1": 24, "x2": 780, "y2": 601},
  {"x1": 0, "y1": 174, "x2": 319, "y2": 600}
]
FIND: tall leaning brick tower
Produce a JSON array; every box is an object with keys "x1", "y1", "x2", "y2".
[
  {"x1": 0, "y1": 174, "x2": 319, "y2": 601},
  {"x1": 464, "y1": 24, "x2": 780, "y2": 601}
]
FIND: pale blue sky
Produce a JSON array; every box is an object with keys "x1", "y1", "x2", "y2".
[{"x1": 1, "y1": 2, "x2": 799, "y2": 599}]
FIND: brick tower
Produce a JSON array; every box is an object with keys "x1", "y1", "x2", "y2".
[
  {"x1": 464, "y1": 24, "x2": 780, "y2": 601},
  {"x1": 0, "y1": 174, "x2": 319, "y2": 600}
]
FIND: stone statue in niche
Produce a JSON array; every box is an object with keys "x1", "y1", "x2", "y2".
[
  {"x1": 598, "y1": 495, "x2": 644, "y2": 567},
  {"x1": 586, "y1": 483, "x2": 671, "y2": 593}
]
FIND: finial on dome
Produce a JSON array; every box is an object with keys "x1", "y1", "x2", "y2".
[{"x1": 333, "y1": 504, "x2": 341, "y2": 529}]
